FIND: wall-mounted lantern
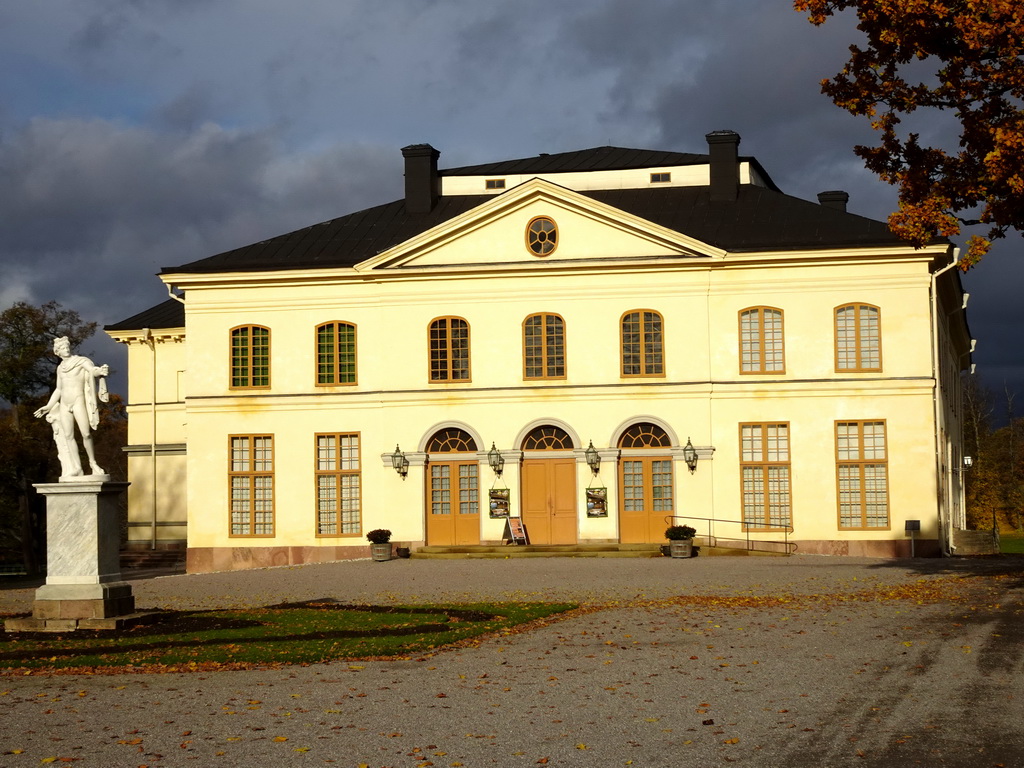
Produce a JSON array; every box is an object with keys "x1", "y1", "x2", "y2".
[
  {"x1": 683, "y1": 438, "x2": 699, "y2": 474},
  {"x1": 585, "y1": 441, "x2": 601, "y2": 475},
  {"x1": 391, "y1": 445, "x2": 409, "y2": 479},
  {"x1": 963, "y1": 455, "x2": 974, "y2": 470},
  {"x1": 488, "y1": 442, "x2": 505, "y2": 477}
]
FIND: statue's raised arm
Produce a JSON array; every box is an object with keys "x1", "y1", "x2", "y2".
[{"x1": 33, "y1": 336, "x2": 110, "y2": 479}]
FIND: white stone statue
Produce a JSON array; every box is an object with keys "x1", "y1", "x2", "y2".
[{"x1": 33, "y1": 336, "x2": 110, "y2": 479}]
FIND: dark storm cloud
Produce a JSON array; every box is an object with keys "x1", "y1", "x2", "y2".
[
  {"x1": 0, "y1": 0, "x2": 1020, "y2": 408},
  {"x1": 0, "y1": 116, "x2": 399, "y2": 322}
]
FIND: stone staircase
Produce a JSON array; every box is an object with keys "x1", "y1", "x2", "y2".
[
  {"x1": 119, "y1": 549, "x2": 187, "y2": 572},
  {"x1": 411, "y1": 544, "x2": 663, "y2": 559},
  {"x1": 411, "y1": 541, "x2": 790, "y2": 559},
  {"x1": 952, "y1": 528, "x2": 1000, "y2": 556}
]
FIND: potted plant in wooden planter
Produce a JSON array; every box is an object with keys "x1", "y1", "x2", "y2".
[
  {"x1": 665, "y1": 525, "x2": 696, "y2": 558},
  {"x1": 367, "y1": 529, "x2": 393, "y2": 562}
]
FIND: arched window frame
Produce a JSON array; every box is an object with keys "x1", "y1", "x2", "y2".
[
  {"x1": 426, "y1": 428, "x2": 479, "y2": 454},
  {"x1": 230, "y1": 325, "x2": 271, "y2": 389},
  {"x1": 315, "y1": 321, "x2": 357, "y2": 386},
  {"x1": 620, "y1": 310, "x2": 665, "y2": 378},
  {"x1": 428, "y1": 316, "x2": 471, "y2": 382},
  {"x1": 617, "y1": 423, "x2": 672, "y2": 449},
  {"x1": 523, "y1": 313, "x2": 567, "y2": 380},
  {"x1": 521, "y1": 425, "x2": 575, "y2": 451}
]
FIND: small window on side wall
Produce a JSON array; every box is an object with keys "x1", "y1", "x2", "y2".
[
  {"x1": 650, "y1": 172, "x2": 671, "y2": 183},
  {"x1": 485, "y1": 179, "x2": 506, "y2": 190}
]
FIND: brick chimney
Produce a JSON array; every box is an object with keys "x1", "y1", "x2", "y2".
[
  {"x1": 401, "y1": 144, "x2": 440, "y2": 214},
  {"x1": 705, "y1": 130, "x2": 740, "y2": 203},
  {"x1": 817, "y1": 190, "x2": 849, "y2": 212}
]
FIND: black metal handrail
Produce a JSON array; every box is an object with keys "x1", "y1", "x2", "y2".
[{"x1": 666, "y1": 514, "x2": 796, "y2": 555}]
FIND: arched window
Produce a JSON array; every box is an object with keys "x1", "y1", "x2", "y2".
[
  {"x1": 523, "y1": 313, "x2": 566, "y2": 379},
  {"x1": 316, "y1": 322, "x2": 357, "y2": 385},
  {"x1": 230, "y1": 325, "x2": 270, "y2": 388},
  {"x1": 835, "y1": 304, "x2": 881, "y2": 371},
  {"x1": 521, "y1": 425, "x2": 574, "y2": 450},
  {"x1": 429, "y1": 317, "x2": 471, "y2": 381},
  {"x1": 427, "y1": 428, "x2": 478, "y2": 453},
  {"x1": 620, "y1": 310, "x2": 664, "y2": 377},
  {"x1": 618, "y1": 423, "x2": 672, "y2": 449},
  {"x1": 739, "y1": 307, "x2": 784, "y2": 373}
]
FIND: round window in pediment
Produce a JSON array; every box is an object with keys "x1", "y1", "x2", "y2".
[{"x1": 526, "y1": 216, "x2": 558, "y2": 256}]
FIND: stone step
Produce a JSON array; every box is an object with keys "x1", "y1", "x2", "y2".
[
  {"x1": 416, "y1": 543, "x2": 661, "y2": 553},
  {"x1": 119, "y1": 550, "x2": 186, "y2": 570},
  {"x1": 410, "y1": 542, "x2": 789, "y2": 559},
  {"x1": 411, "y1": 544, "x2": 663, "y2": 559},
  {"x1": 952, "y1": 528, "x2": 1000, "y2": 556}
]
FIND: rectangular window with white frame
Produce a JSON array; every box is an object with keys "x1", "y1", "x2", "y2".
[
  {"x1": 230, "y1": 434, "x2": 274, "y2": 536},
  {"x1": 740, "y1": 423, "x2": 791, "y2": 531},
  {"x1": 836, "y1": 420, "x2": 889, "y2": 529},
  {"x1": 315, "y1": 433, "x2": 361, "y2": 536}
]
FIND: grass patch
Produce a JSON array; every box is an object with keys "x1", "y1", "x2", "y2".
[
  {"x1": 1000, "y1": 531, "x2": 1024, "y2": 555},
  {"x1": 0, "y1": 600, "x2": 576, "y2": 674}
]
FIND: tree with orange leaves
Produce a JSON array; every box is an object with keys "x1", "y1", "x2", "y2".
[{"x1": 795, "y1": 1, "x2": 1024, "y2": 268}]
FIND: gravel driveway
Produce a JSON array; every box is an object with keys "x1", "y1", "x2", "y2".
[{"x1": 0, "y1": 555, "x2": 1021, "y2": 767}]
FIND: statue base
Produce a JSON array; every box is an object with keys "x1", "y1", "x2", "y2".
[{"x1": 5, "y1": 479, "x2": 140, "y2": 633}]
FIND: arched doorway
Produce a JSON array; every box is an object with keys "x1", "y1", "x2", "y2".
[
  {"x1": 425, "y1": 428, "x2": 480, "y2": 545},
  {"x1": 521, "y1": 426, "x2": 577, "y2": 545},
  {"x1": 618, "y1": 423, "x2": 674, "y2": 543}
]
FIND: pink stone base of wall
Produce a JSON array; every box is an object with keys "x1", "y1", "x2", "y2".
[
  {"x1": 793, "y1": 538, "x2": 941, "y2": 558},
  {"x1": 186, "y1": 543, "x2": 424, "y2": 574},
  {"x1": 186, "y1": 537, "x2": 941, "y2": 572}
]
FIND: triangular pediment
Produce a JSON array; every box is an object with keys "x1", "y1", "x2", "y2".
[{"x1": 356, "y1": 179, "x2": 724, "y2": 272}]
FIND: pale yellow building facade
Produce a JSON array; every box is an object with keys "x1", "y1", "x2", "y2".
[{"x1": 106, "y1": 133, "x2": 972, "y2": 571}]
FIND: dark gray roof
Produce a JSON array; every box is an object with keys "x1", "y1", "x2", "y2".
[
  {"x1": 162, "y1": 196, "x2": 483, "y2": 274},
  {"x1": 104, "y1": 297, "x2": 184, "y2": 332},
  {"x1": 161, "y1": 185, "x2": 905, "y2": 276},
  {"x1": 442, "y1": 146, "x2": 708, "y2": 176},
  {"x1": 590, "y1": 186, "x2": 904, "y2": 252}
]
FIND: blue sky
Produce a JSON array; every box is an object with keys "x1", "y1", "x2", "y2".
[{"x1": 1, "y1": 0, "x2": 1021, "y2": 415}]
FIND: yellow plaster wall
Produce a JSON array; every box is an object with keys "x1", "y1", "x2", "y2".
[
  {"x1": 117, "y1": 193, "x2": 958, "y2": 565},
  {"x1": 163, "y1": 209, "x2": 953, "y2": 559}
]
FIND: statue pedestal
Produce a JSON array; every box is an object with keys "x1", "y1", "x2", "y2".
[{"x1": 6, "y1": 480, "x2": 136, "y2": 632}]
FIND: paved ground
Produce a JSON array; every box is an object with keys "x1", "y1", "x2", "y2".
[{"x1": 0, "y1": 555, "x2": 1022, "y2": 767}]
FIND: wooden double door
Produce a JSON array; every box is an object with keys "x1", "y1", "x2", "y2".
[{"x1": 521, "y1": 457, "x2": 577, "y2": 545}]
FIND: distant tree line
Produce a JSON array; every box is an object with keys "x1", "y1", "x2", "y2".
[
  {"x1": 0, "y1": 301, "x2": 126, "y2": 574},
  {"x1": 963, "y1": 375, "x2": 1024, "y2": 532}
]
